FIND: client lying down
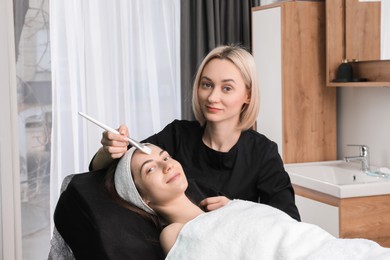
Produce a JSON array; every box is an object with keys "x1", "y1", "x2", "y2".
[{"x1": 109, "y1": 143, "x2": 390, "y2": 260}]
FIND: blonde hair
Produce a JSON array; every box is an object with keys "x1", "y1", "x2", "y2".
[{"x1": 192, "y1": 45, "x2": 260, "y2": 130}]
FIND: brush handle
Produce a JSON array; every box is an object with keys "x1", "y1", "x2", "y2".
[
  {"x1": 79, "y1": 112, "x2": 120, "y2": 134},
  {"x1": 78, "y1": 112, "x2": 151, "y2": 154}
]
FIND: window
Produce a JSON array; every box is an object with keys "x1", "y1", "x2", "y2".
[{"x1": 14, "y1": 0, "x2": 52, "y2": 258}]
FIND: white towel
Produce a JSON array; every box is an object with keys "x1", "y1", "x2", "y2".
[{"x1": 166, "y1": 200, "x2": 390, "y2": 260}]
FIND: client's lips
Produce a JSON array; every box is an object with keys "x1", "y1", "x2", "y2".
[{"x1": 166, "y1": 173, "x2": 180, "y2": 183}]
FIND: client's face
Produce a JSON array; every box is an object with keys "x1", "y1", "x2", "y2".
[{"x1": 131, "y1": 144, "x2": 188, "y2": 206}]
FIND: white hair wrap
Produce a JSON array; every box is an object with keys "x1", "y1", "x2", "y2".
[{"x1": 114, "y1": 146, "x2": 156, "y2": 215}]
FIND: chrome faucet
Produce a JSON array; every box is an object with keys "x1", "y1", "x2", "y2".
[{"x1": 344, "y1": 144, "x2": 370, "y2": 172}]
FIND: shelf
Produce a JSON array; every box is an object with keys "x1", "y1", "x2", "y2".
[
  {"x1": 328, "y1": 82, "x2": 390, "y2": 88},
  {"x1": 326, "y1": 0, "x2": 390, "y2": 87}
]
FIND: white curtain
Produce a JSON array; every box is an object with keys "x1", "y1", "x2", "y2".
[{"x1": 50, "y1": 0, "x2": 181, "y2": 228}]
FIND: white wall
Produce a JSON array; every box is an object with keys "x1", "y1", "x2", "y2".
[{"x1": 337, "y1": 87, "x2": 390, "y2": 168}]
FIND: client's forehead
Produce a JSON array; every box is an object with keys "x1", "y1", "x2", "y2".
[{"x1": 131, "y1": 145, "x2": 160, "y2": 164}]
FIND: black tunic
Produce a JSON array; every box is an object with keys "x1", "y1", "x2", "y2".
[{"x1": 143, "y1": 120, "x2": 300, "y2": 221}]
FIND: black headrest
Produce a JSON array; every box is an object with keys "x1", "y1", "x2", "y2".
[{"x1": 54, "y1": 170, "x2": 164, "y2": 260}]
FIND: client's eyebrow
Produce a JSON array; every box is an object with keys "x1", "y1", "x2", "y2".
[{"x1": 140, "y1": 150, "x2": 166, "y2": 172}]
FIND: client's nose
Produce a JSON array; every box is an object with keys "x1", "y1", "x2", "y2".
[{"x1": 162, "y1": 162, "x2": 173, "y2": 174}]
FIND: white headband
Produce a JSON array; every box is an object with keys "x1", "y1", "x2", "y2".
[{"x1": 114, "y1": 146, "x2": 156, "y2": 215}]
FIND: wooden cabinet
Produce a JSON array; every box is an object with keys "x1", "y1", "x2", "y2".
[
  {"x1": 252, "y1": 1, "x2": 336, "y2": 163},
  {"x1": 294, "y1": 185, "x2": 390, "y2": 247},
  {"x1": 326, "y1": 0, "x2": 390, "y2": 87},
  {"x1": 346, "y1": 0, "x2": 381, "y2": 62}
]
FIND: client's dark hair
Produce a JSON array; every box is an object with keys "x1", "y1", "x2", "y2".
[{"x1": 104, "y1": 161, "x2": 161, "y2": 229}]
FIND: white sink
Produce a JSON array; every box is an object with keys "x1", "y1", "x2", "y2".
[{"x1": 285, "y1": 160, "x2": 390, "y2": 198}]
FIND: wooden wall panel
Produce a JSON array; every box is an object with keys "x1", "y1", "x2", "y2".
[{"x1": 281, "y1": 2, "x2": 336, "y2": 163}]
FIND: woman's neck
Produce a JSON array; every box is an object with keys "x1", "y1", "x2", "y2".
[
  {"x1": 153, "y1": 195, "x2": 204, "y2": 224},
  {"x1": 203, "y1": 122, "x2": 241, "y2": 152}
]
